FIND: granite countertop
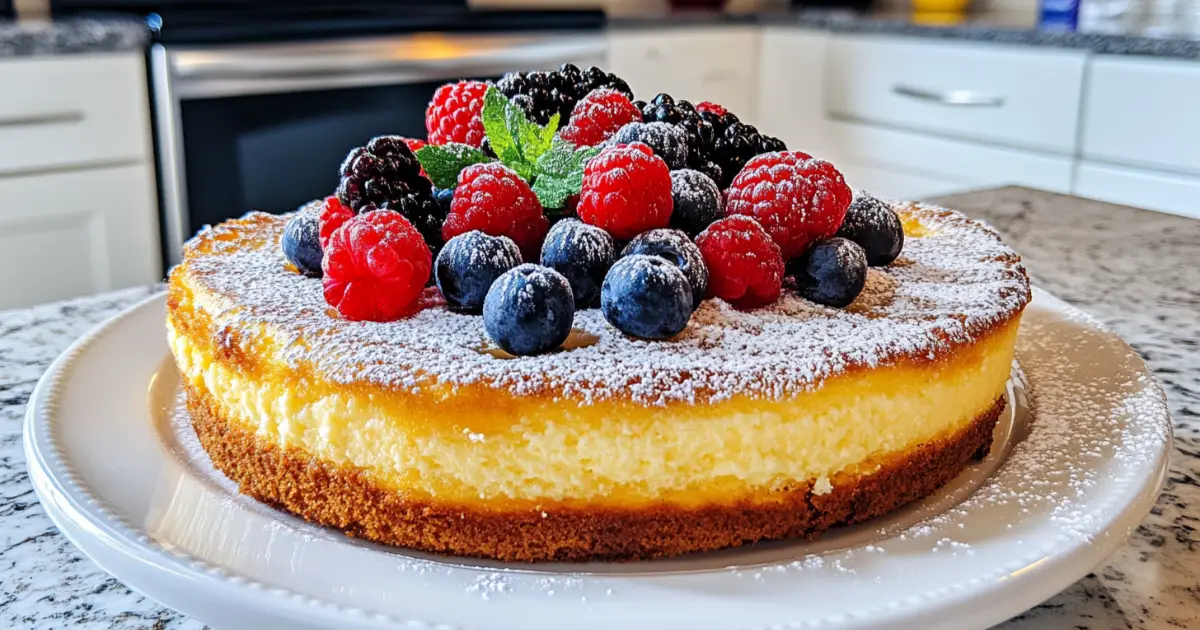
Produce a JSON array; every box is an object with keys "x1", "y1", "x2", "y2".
[
  {"x1": 1, "y1": 186, "x2": 1197, "y2": 627},
  {"x1": 612, "y1": 8, "x2": 1200, "y2": 60},
  {"x1": 0, "y1": 18, "x2": 148, "y2": 57}
]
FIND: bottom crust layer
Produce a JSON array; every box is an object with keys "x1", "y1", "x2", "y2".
[{"x1": 187, "y1": 384, "x2": 1004, "y2": 562}]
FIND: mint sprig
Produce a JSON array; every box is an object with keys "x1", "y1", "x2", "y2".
[
  {"x1": 532, "y1": 140, "x2": 600, "y2": 211},
  {"x1": 415, "y1": 143, "x2": 491, "y2": 189},
  {"x1": 481, "y1": 87, "x2": 560, "y2": 181}
]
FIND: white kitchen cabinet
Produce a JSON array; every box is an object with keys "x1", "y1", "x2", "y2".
[
  {"x1": 1082, "y1": 57, "x2": 1200, "y2": 177},
  {"x1": 0, "y1": 51, "x2": 161, "y2": 310},
  {"x1": 826, "y1": 120, "x2": 1074, "y2": 201},
  {"x1": 0, "y1": 166, "x2": 161, "y2": 310},
  {"x1": 607, "y1": 27, "x2": 760, "y2": 119},
  {"x1": 755, "y1": 27, "x2": 834, "y2": 159},
  {"x1": 826, "y1": 36, "x2": 1087, "y2": 156},
  {"x1": 1075, "y1": 162, "x2": 1200, "y2": 220}
]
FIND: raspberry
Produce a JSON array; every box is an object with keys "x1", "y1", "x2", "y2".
[
  {"x1": 695, "y1": 215, "x2": 784, "y2": 308},
  {"x1": 318, "y1": 195, "x2": 355, "y2": 249},
  {"x1": 559, "y1": 89, "x2": 642, "y2": 147},
  {"x1": 442, "y1": 163, "x2": 549, "y2": 261},
  {"x1": 696, "y1": 101, "x2": 728, "y2": 116},
  {"x1": 322, "y1": 210, "x2": 432, "y2": 321},
  {"x1": 425, "y1": 81, "x2": 488, "y2": 147},
  {"x1": 577, "y1": 142, "x2": 673, "y2": 241},
  {"x1": 724, "y1": 151, "x2": 852, "y2": 260}
]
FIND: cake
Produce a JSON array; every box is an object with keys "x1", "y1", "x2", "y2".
[{"x1": 166, "y1": 66, "x2": 1031, "y2": 562}]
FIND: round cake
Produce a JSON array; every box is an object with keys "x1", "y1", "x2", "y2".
[{"x1": 167, "y1": 200, "x2": 1030, "y2": 562}]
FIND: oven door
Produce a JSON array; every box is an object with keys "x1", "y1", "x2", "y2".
[{"x1": 151, "y1": 32, "x2": 606, "y2": 265}]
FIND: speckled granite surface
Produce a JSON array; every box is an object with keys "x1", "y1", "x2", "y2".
[
  {"x1": 1, "y1": 186, "x2": 1197, "y2": 627},
  {"x1": 612, "y1": 9, "x2": 1200, "y2": 60},
  {"x1": 0, "y1": 18, "x2": 147, "y2": 56}
]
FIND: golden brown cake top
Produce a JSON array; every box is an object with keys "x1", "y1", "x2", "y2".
[{"x1": 173, "y1": 201, "x2": 1030, "y2": 406}]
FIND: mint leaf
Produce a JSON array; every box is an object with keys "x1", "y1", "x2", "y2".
[
  {"x1": 482, "y1": 87, "x2": 522, "y2": 170},
  {"x1": 415, "y1": 144, "x2": 490, "y2": 189},
  {"x1": 532, "y1": 140, "x2": 600, "y2": 210},
  {"x1": 481, "y1": 86, "x2": 562, "y2": 183}
]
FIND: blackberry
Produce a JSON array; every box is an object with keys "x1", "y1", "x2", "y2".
[
  {"x1": 640, "y1": 93, "x2": 723, "y2": 185},
  {"x1": 336, "y1": 136, "x2": 443, "y2": 251},
  {"x1": 701, "y1": 111, "x2": 787, "y2": 188},
  {"x1": 495, "y1": 64, "x2": 633, "y2": 127}
]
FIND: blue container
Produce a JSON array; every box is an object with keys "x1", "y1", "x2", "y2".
[{"x1": 1040, "y1": 0, "x2": 1081, "y2": 31}]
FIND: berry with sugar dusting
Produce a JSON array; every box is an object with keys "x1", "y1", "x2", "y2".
[
  {"x1": 483, "y1": 264, "x2": 575, "y2": 356},
  {"x1": 442, "y1": 162, "x2": 549, "y2": 262},
  {"x1": 559, "y1": 89, "x2": 642, "y2": 147},
  {"x1": 724, "y1": 151, "x2": 852, "y2": 260},
  {"x1": 789, "y1": 237, "x2": 867, "y2": 308},
  {"x1": 335, "y1": 136, "x2": 441, "y2": 250},
  {"x1": 322, "y1": 210, "x2": 432, "y2": 321},
  {"x1": 695, "y1": 101, "x2": 728, "y2": 116},
  {"x1": 577, "y1": 142, "x2": 673, "y2": 240},
  {"x1": 540, "y1": 218, "x2": 615, "y2": 308},
  {"x1": 608, "y1": 122, "x2": 688, "y2": 170},
  {"x1": 601, "y1": 255, "x2": 693, "y2": 340},
  {"x1": 425, "y1": 80, "x2": 488, "y2": 147},
  {"x1": 669, "y1": 169, "x2": 722, "y2": 236},
  {"x1": 318, "y1": 195, "x2": 355, "y2": 249},
  {"x1": 435, "y1": 230, "x2": 522, "y2": 313},
  {"x1": 621, "y1": 228, "x2": 707, "y2": 309},
  {"x1": 282, "y1": 209, "x2": 323, "y2": 278},
  {"x1": 695, "y1": 215, "x2": 784, "y2": 308},
  {"x1": 835, "y1": 192, "x2": 905, "y2": 266}
]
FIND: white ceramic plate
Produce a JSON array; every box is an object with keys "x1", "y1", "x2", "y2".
[{"x1": 25, "y1": 288, "x2": 1171, "y2": 630}]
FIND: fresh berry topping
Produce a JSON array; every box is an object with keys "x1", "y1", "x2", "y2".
[
  {"x1": 695, "y1": 215, "x2": 784, "y2": 308},
  {"x1": 641, "y1": 93, "x2": 723, "y2": 186},
  {"x1": 559, "y1": 89, "x2": 642, "y2": 147},
  {"x1": 724, "y1": 151, "x2": 852, "y2": 260},
  {"x1": 335, "y1": 136, "x2": 442, "y2": 250},
  {"x1": 705, "y1": 115, "x2": 788, "y2": 189},
  {"x1": 401, "y1": 137, "x2": 429, "y2": 177},
  {"x1": 318, "y1": 195, "x2": 355, "y2": 249},
  {"x1": 494, "y1": 64, "x2": 632, "y2": 127},
  {"x1": 669, "y1": 169, "x2": 723, "y2": 236},
  {"x1": 835, "y1": 192, "x2": 905, "y2": 267},
  {"x1": 695, "y1": 101, "x2": 728, "y2": 116},
  {"x1": 570, "y1": 64, "x2": 634, "y2": 101},
  {"x1": 433, "y1": 186, "x2": 454, "y2": 217},
  {"x1": 483, "y1": 264, "x2": 575, "y2": 356},
  {"x1": 601, "y1": 255, "x2": 693, "y2": 340},
  {"x1": 577, "y1": 142, "x2": 673, "y2": 240},
  {"x1": 540, "y1": 218, "x2": 616, "y2": 308},
  {"x1": 608, "y1": 122, "x2": 688, "y2": 170},
  {"x1": 442, "y1": 162, "x2": 549, "y2": 262},
  {"x1": 425, "y1": 80, "x2": 488, "y2": 147},
  {"x1": 282, "y1": 210, "x2": 323, "y2": 278},
  {"x1": 621, "y1": 229, "x2": 708, "y2": 309},
  {"x1": 788, "y1": 237, "x2": 868, "y2": 308},
  {"x1": 434, "y1": 230, "x2": 523, "y2": 313},
  {"x1": 322, "y1": 210, "x2": 432, "y2": 321}
]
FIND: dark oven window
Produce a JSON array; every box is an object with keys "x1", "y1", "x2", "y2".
[{"x1": 180, "y1": 77, "x2": 493, "y2": 237}]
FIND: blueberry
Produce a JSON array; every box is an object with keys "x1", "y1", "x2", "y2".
[
  {"x1": 668, "y1": 169, "x2": 723, "y2": 237},
  {"x1": 609, "y1": 122, "x2": 688, "y2": 170},
  {"x1": 282, "y1": 211, "x2": 323, "y2": 278},
  {"x1": 433, "y1": 186, "x2": 454, "y2": 216},
  {"x1": 540, "y1": 218, "x2": 615, "y2": 308},
  {"x1": 789, "y1": 238, "x2": 868, "y2": 308},
  {"x1": 835, "y1": 192, "x2": 904, "y2": 267},
  {"x1": 601, "y1": 255, "x2": 693, "y2": 340},
  {"x1": 621, "y1": 229, "x2": 708, "y2": 309},
  {"x1": 482, "y1": 264, "x2": 575, "y2": 356},
  {"x1": 435, "y1": 231, "x2": 522, "y2": 313}
]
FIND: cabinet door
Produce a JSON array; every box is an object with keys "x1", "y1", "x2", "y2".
[
  {"x1": 607, "y1": 27, "x2": 759, "y2": 118},
  {"x1": 0, "y1": 165, "x2": 161, "y2": 310},
  {"x1": 756, "y1": 28, "x2": 833, "y2": 158},
  {"x1": 1075, "y1": 162, "x2": 1200, "y2": 220},
  {"x1": 834, "y1": 160, "x2": 971, "y2": 202}
]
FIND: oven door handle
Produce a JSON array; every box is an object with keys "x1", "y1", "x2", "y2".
[{"x1": 169, "y1": 35, "x2": 607, "y2": 98}]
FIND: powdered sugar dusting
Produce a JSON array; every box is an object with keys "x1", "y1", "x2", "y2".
[{"x1": 178, "y1": 201, "x2": 1030, "y2": 406}]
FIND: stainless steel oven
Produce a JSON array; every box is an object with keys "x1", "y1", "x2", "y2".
[{"x1": 150, "y1": 31, "x2": 606, "y2": 265}]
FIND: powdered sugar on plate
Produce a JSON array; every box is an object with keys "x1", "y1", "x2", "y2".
[{"x1": 178, "y1": 201, "x2": 1030, "y2": 406}]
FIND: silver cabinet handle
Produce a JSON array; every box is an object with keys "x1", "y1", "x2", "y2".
[
  {"x1": 0, "y1": 111, "x2": 84, "y2": 128},
  {"x1": 891, "y1": 84, "x2": 1006, "y2": 107}
]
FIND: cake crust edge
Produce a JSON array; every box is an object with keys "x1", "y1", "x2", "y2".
[{"x1": 187, "y1": 384, "x2": 1005, "y2": 563}]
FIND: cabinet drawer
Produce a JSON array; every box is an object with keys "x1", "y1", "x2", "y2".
[
  {"x1": 825, "y1": 36, "x2": 1086, "y2": 155},
  {"x1": 825, "y1": 121, "x2": 1074, "y2": 195},
  {"x1": 1081, "y1": 57, "x2": 1200, "y2": 176},
  {"x1": 608, "y1": 28, "x2": 759, "y2": 117},
  {"x1": 1075, "y1": 162, "x2": 1200, "y2": 220},
  {"x1": 0, "y1": 52, "x2": 151, "y2": 175}
]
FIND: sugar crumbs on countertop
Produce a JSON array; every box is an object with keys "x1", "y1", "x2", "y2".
[{"x1": 178, "y1": 201, "x2": 1030, "y2": 406}]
